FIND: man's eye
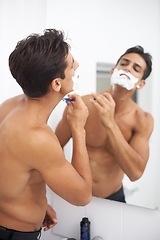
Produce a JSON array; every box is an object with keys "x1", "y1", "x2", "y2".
[{"x1": 134, "y1": 68, "x2": 140, "y2": 72}]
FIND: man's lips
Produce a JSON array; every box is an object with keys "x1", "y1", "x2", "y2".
[{"x1": 119, "y1": 73, "x2": 130, "y2": 80}]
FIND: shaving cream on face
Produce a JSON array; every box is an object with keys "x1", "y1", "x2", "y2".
[{"x1": 110, "y1": 68, "x2": 139, "y2": 90}]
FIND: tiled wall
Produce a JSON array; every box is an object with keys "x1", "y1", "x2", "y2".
[{"x1": 41, "y1": 191, "x2": 160, "y2": 240}]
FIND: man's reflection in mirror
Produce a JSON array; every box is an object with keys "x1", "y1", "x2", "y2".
[{"x1": 55, "y1": 46, "x2": 154, "y2": 203}]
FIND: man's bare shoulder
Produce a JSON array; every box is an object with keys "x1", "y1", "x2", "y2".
[
  {"x1": 0, "y1": 105, "x2": 64, "y2": 171},
  {"x1": 134, "y1": 101, "x2": 153, "y2": 122},
  {"x1": 81, "y1": 93, "x2": 93, "y2": 99},
  {"x1": 81, "y1": 93, "x2": 94, "y2": 107},
  {"x1": 24, "y1": 125, "x2": 63, "y2": 166},
  {"x1": 0, "y1": 95, "x2": 24, "y2": 121},
  {"x1": 0, "y1": 95, "x2": 24, "y2": 108},
  {"x1": 81, "y1": 91, "x2": 108, "y2": 106},
  {"x1": 134, "y1": 103, "x2": 154, "y2": 135}
]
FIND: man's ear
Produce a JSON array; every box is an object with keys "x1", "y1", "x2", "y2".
[
  {"x1": 51, "y1": 78, "x2": 61, "y2": 92},
  {"x1": 136, "y1": 80, "x2": 145, "y2": 89}
]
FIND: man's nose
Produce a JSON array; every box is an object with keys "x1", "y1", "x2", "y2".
[
  {"x1": 74, "y1": 60, "x2": 79, "y2": 70},
  {"x1": 125, "y1": 64, "x2": 132, "y2": 72}
]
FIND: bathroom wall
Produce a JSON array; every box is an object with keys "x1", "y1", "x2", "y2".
[
  {"x1": 0, "y1": 0, "x2": 47, "y2": 101},
  {"x1": 40, "y1": 189, "x2": 160, "y2": 240},
  {"x1": 0, "y1": 0, "x2": 160, "y2": 231}
]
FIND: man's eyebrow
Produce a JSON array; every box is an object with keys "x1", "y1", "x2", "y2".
[
  {"x1": 134, "y1": 63, "x2": 142, "y2": 69},
  {"x1": 120, "y1": 57, "x2": 129, "y2": 63}
]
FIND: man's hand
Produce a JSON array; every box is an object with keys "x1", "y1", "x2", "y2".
[
  {"x1": 90, "y1": 92, "x2": 116, "y2": 128},
  {"x1": 43, "y1": 204, "x2": 57, "y2": 231},
  {"x1": 66, "y1": 93, "x2": 89, "y2": 131}
]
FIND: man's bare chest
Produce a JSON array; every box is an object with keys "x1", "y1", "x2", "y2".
[{"x1": 85, "y1": 113, "x2": 135, "y2": 148}]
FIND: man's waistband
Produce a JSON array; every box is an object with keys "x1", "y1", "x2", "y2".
[
  {"x1": 105, "y1": 185, "x2": 126, "y2": 203},
  {"x1": 0, "y1": 226, "x2": 41, "y2": 240}
]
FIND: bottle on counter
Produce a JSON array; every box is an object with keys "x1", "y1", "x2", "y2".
[{"x1": 80, "y1": 217, "x2": 90, "y2": 240}]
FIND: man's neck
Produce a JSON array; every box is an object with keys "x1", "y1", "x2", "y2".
[{"x1": 108, "y1": 86, "x2": 135, "y2": 114}]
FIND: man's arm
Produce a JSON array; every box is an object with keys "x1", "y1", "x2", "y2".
[
  {"x1": 105, "y1": 114, "x2": 153, "y2": 181},
  {"x1": 30, "y1": 94, "x2": 92, "y2": 206},
  {"x1": 43, "y1": 204, "x2": 57, "y2": 231},
  {"x1": 90, "y1": 92, "x2": 154, "y2": 181}
]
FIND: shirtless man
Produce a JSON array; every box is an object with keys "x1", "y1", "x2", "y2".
[
  {"x1": 55, "y1": 46, "x2": 154, "y2": 203},
  {"x1": 0, "y1": 29, "x2": 92, "y2": 239}
]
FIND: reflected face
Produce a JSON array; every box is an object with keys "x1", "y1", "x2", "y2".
[
  {"x1": 61, "y1": 52, "x2": 79, "y2": 94},
  {"x1": 110, "y1": 68, "x2": 139, "y2": 90},
  {"x1": 116, "y1": 53, "x2": 147, "y2": 80}
]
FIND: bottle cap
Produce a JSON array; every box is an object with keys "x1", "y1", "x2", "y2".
[{"x1": 81, "y1": 217, "x2": 90, "y2": 223}]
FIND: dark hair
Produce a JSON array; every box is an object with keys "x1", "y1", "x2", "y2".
[
  {"x1": 115, "y1": 45, "x2": 152, "y2": 80},
  {"x1": 9, "y1": 29, "x2": 70, "y2": 98}
]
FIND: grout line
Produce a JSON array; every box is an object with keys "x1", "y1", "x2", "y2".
[{"x1": 120, "y1": 203, "x2": 123, "y2": 240}]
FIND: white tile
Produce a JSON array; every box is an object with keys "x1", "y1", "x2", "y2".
[
  {"x1": 85, "y1": 197, "x2": 122, "y2": 240},
  {"x1": 51, "y1": 193, "x2": 122, "y2": 240},
  {"x1": 49, "y1": 192, "x2": 160, "y2": 240},
  {"x1": 51, "y1": 192, "x2": 85, "y2": 239},
  {"x1": 122, "y1": 203, "x2": 160, "y2": 240}
]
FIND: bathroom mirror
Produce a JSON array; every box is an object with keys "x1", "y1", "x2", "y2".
[
  {"x1": 95, "y1": 62, "x2": 151, "y2": 207},
  {"x1": 1, "y1": 0, "x2": 160, "y2": 210}
]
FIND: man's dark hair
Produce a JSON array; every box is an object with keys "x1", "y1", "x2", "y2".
[
  {"x1": 115, "y1": 45, "x2": 152, "y2": 80},
  {"x1": 9, "y1": 29, "x2": 70, "y2": 98}
]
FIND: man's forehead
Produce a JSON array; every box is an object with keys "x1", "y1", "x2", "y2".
[
  {"x1": 121, "y1": 53, "x2": 144, "y2": 62},
  {"x1": 65, "y1": 52, "x2": 73, "y2": 64}
]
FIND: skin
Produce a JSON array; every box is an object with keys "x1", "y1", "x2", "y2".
[
  {"x1": 55, "y1": 52, "x2": 154, "y2": 199},
  {"x1": 0, "y1": 52, "x2": 92, "y2": 232}
]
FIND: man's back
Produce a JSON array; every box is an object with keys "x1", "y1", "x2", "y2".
[{"x1": 0, "y1": 95, "x2": 47, "y2": 231}]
